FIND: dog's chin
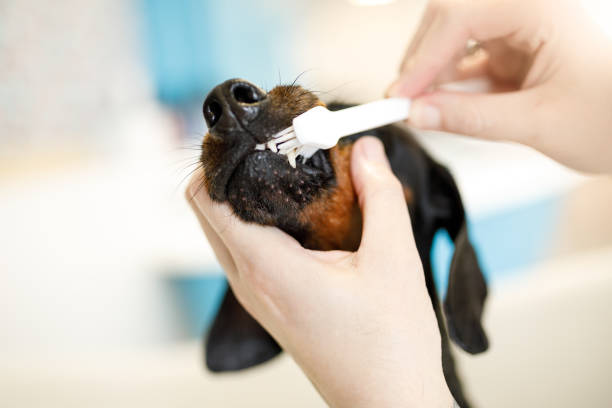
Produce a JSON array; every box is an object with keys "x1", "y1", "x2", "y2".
[{"x1": 220, "y1": 149, "x2": 335, "y2": 226}]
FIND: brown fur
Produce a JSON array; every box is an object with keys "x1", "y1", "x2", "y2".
[
  {"x1": 299, "y1": 145, "x2": 362, "y2": 251},
  {"x1": 266, "y1": 86, "x2": 326, "y2": 116},
  {"x1": 200, "y1": 133, "x2": 226, "y2": 192}
]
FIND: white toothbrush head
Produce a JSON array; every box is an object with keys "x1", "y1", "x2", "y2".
[{"x1": 255, "y1": 98, "x2": 411, "y2": 168}]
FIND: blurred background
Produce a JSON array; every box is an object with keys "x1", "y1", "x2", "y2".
[{"x1": 1, "y1": 0, "x2": 611, "y2": 407}]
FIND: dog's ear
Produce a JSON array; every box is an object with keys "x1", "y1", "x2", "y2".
[
  {"x1": 428, "y1": 161, "x2": 489, "y2": 354},
  {"x1": 205, "y1": 285, "x2": 281, "y2": 371},
  {"x1": 444, "y1": 223, "x2": 489, "y2": 353}
]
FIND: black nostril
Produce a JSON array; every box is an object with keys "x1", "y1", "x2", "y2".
[
  {"x1": 203, "y1": 80, "x2": 267, "y2": 130},
  {"x1": 231, "y1": 82, "x2": 265, "y2": 104},
  {"x1": 203, "y1": 98, "x2": 223, "y2": 128}
]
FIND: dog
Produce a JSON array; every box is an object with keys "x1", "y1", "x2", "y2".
[{"x1": 197, "y1": 78, "x2": 488, "y2": 407}]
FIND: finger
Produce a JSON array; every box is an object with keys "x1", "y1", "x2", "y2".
[
  {"x1": 350, "y1": 137, "x2": 416, "y2": 261},
  {"x1": 409, "y1": 89, "x2": 541, "y2": 143},
  {"x1": 388, "y1": 0, "x2": 529, "y2": 98},
  {"x1": 388, "y1": 5, "x2": 467, "y2": 98}
]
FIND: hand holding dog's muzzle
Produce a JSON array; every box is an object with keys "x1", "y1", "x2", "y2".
[{"x1": 187, "y1": 137, "x2": 453, "y2": 408}]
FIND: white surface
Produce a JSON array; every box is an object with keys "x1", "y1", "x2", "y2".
[
  {"x1": 0, "y1": 347, "x2": 326, "y2": 408},
  {"x1": 457, "y1": 246, "x2": 612, "y2": 408},
  {"x1": 413, "y1": 130, "x2": 586, "y2": 216}
]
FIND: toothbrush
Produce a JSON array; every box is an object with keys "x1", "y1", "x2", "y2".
[{"x1": 255, "y1": 98, "x2": 412, "y2": 168}]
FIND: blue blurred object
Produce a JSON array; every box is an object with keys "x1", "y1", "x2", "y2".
[
  {"x1": 431, "y1": 229, "x2": 454, "y2": 298},
  {"x1": 167, "y1": 274, "x2": 227, "y2": 337},
  {"x1": 140, "y1": 0, "x2": 301, "y2": 106}
]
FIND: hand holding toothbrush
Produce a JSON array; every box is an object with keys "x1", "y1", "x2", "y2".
[{"x1": 388, "y1": 0, "x2": 612, "y2": 174}]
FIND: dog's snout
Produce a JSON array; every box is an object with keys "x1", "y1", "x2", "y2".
[{"x1": 203, "y1": 79, "x2": 267, "y2": 132}]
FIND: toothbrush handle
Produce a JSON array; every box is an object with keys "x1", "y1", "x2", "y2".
[{"x1": 331, "y1": 98, "x2": 411, "y2": 138}]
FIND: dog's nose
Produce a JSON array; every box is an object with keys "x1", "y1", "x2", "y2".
[{"x1": 203, "y1": 79, "x2": 267, "y2": 132}]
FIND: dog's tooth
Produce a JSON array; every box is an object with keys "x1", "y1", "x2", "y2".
[
  {"x1": 255, "y1": 144, "x2": 265, "y2": 150},
  {"x1": 266, "y1": 141, "x2": 278, "y2": 153},
  {"x1": 287, "y1": 150, "x2": 297, "y2": 168}
]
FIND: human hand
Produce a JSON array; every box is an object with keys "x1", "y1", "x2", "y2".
[
  {"x1": 187, "y1": 137, "x2": 454, "y2": 408},
  {"x1": 388, "y1": 0, "x2": 612, "y2": 173}
]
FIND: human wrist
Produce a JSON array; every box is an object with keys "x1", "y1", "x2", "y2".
[{"x1": 297, "y1": 356, "x2": 453, "y2": 408}]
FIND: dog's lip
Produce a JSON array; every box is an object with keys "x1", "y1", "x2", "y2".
[
  {"x1": 208, "y1": 118, "x2": 312, "y2": 200},
  {"x1": 219, "y1": 145, "x2": 325, "y2": 202},
  {"x1": 217, "y1": 143, "x2": 294, "y2": 200},
  {"x1": 218, "y1": 143, "x2": 255, "y2": 199}
]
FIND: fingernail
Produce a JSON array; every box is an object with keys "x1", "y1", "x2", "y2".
[
  {"x1": 411, "y1": 101, "x2": 441, "y2": 129},
  {"x1": 359, "y1": 137, "x2": 389, "y2": 166}
]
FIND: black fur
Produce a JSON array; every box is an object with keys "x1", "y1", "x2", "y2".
[
  {"x1": 226, "y1": 149, "x2": 336, "y2": 240},
  {"x1": 206, "y1": 288, "x2": 281, "y2": 372}
]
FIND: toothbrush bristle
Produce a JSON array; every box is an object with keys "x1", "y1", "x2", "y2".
[
  {"x1": 253, "y1": 125, "x2": 304, "y2": 169},
  {"x1": 277, "y1": 138, "x2": 300, "y2": 154},
  {"x1": 266, "y1": 140, "x2": 279, "y2": 153},
  {"x1": 273, "y1": 126, "x2": 293, "y2": 138},
  {"x1": 272, "y1": 132, "x2": 297, "y2": 144}
]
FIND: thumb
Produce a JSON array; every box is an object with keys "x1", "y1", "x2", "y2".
[
  {"x1": 350, "y1": 137, "x2": 416, "y2": 259},
  {"x1": 409, "y1": 90, "x2": 539, "y2": 143}
]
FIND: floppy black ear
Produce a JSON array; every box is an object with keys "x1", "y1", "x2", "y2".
[
  {"x1": 205, "y1": 285, "x2": 281, "y2": 371},
  {"x1": 428, "y1": 161, "x2": 489, "y2": 354},
  {"x1": 444, "y1": 223, "x2": 489, "y2": 354}
]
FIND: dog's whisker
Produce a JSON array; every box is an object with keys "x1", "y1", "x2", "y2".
[
  {"x1": 171, "y1": 153, "x2": 203, "y2": 166},
  {"x1": 289, "y1": 70, "x2": 310, "y2": 89},
  {"x1": 176, "y1": 162, "x2": 204, "y2": 194},
  {"x1": 174, "y1": 161, "x2": 203, "y2": 176}
]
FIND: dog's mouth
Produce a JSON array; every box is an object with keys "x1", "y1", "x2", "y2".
[{"x1": 199, "y1": 79, "x2": 335, "y2": 225}]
